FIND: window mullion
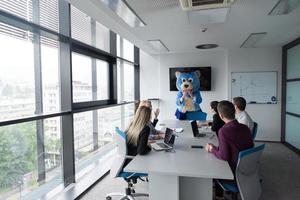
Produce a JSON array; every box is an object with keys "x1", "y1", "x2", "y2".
[{"x1": 32, "y1": 0, "x2": 46, "y2": 184}]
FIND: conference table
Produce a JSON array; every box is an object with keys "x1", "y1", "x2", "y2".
[{"x1": 124, "y1": 120, "x2": 234, "y2": 200}]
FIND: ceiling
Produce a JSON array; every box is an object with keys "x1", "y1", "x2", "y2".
[{"x1": 68, "y1": 0, "x2": 300, "y2": 54}]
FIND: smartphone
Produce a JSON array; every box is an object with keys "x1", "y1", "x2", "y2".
[{"x1": 191, "y1": 145, "x2": 203, "y2": 149}]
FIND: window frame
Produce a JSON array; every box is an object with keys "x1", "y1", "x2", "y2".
[{"x1": 282, "y1": 36, "x2": 300, "y2": 155}]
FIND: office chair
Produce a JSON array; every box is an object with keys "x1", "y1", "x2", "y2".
[
  {"x1": 217, "y1": 144, "x2": 265, "y2": 200},
  {"x1": 252, "y1": 122, "x2": 258, "y2": 140},
  {"x1": 105, "y1": 127, "x2": 149, "y2": 200}
]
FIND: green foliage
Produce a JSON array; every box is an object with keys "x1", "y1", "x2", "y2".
[{"x1": 0, "y1": 122, "x2": 37, "y2": 189}]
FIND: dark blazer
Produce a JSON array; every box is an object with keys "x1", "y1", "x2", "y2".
[
  {"x1": 210, "y1": 113, "x2": 225, "y2": 136},
  {"x1": 125, "y1": 125, "x2": 151, "y2": 167}
]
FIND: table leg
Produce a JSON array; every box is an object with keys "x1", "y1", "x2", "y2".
[
  {"x1": 180, "y1": 177, "x2": 213, "y2": 200},
  {"x1": 148, "y1": 173, "x2": 179, "y2": 200}
]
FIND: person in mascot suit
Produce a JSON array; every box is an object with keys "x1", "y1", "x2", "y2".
[{"x1": 175, "y1": 70, "x2": 207, "y2": 120}]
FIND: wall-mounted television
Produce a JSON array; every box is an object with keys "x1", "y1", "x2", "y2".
[{"x1": 169, "y1": 67, "x2": 211, "y2": 91}]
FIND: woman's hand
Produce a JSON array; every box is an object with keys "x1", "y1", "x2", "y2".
[{"x1": 154, "y1": 108, "x2": 160, "y2": 119}]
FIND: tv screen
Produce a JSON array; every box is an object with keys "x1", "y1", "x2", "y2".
[{"x1": 169, "y1": 67, "x2": 211, "y2": 91}]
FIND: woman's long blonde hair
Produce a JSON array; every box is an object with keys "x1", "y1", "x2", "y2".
[{"x1": 125, "y1": 106, "x2": 152, "y2": 146}]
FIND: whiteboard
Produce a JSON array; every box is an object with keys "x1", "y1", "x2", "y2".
[{"x1": 231, "y1": 71, "x2": 277, "y2": 104}]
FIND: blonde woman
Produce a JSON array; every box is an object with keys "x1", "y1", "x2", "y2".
[
  {"x1": 125, "y1": 106, "x2": 152, "y2": 156},
  {"x1": 135, "y1": 100, "x2": 164, "y2": 141}
]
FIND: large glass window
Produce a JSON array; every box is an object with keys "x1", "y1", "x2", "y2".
[
  {"x1": 284, "y1": 41, "x2": 300, "y2": 151},
  {"x1": 74, "y1": 104, "x2": 135, "y2": 181},
  {"x1": 0, "y1": 0, "x2": 140, "y2": 198},
  {"x1": 117, "y1": 35, "x2": 134, "y2": 62},
  {"x1": 0, "y1": 0, "x2": 59, "y2": 32},
  {"x1": 287, "y1": 44, "x2": 300, "y2": 79},
  {"x1": 0, "y1": 117, "x2": 62, "y2": 200},
  {"x1": 71, "y1": 6, "x2": 110, "y2": 52},
  {"x1": 285, "y1": 114, "x2": 300, "y2": 149},
  {"x1": 117, "y1": 60, "x2": 135, "y2": 102},
  {"x1": 72, "y1": 53, "x2": 110, "y2": 102},
  {"x1": 41, "y1": 37, "x2": 60, "y2": 113},
  {"x1": 286, "y1": 81, "x2": 300, "y2": 115},
  {"x1": 0, "y1": 26, "x2": 35, "y2": 121}
]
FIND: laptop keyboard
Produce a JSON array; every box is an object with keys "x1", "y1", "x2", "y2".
[{"x1": 157, "y1": 143, "x2": 170, "y2": 148}]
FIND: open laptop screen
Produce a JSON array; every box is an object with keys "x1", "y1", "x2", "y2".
[
  {"x1": 164, "y1": 128, "x2": 173, "y2": 144},
  {"x1": 190, "y1": 120, "x2": 199, "y2": 137}
]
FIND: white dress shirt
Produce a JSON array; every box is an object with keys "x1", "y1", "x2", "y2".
[{"x1": 236, "y1": 110, "x2": 254, "y2": 132}]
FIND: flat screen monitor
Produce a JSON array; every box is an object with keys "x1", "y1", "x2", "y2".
[{"x1": 169, "y1": 67, "x2": 211, "y2": 91}]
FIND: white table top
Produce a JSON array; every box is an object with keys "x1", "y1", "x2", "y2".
[{"x1": 124, "y1": 120, "x2": 234, "y2": 180}]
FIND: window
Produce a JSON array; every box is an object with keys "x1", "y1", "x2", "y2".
[
  {"x1": 71, "y1": 6, "x2": 110, "y2": 52},
  {"x1": 0, "y1": 26, "x2": 35, "y2": 121},
  {"x1": 41, "y1": 37, "x2": 60, "y2": 113},
  {"x1": 0, "y1": 24, "x2": 61, "y2": 121},
  {"x1": 0, "y1": 0, "x2": 59, "y2": 32},
  {"x1": 72, "y1": 53, "x2": 93, "y2": 102},
  {"x1": 117, "y1": 35, "x2": 134, "y2": 62},
  {"x1": 72, "y1": 53, "x2": 110, "y2": 102},
  {"x1": 0, "y1": 117, "x2": 62, "y2": 200},
  {"x1": 74, "y1": 104, "x2": 134, "y2": 181},
  {"x1": 117, "y1": 60, "x2": 135, "y2": 102},
  {"x1": 0, "y1": 0, "x2": 140, "y2": 198}
]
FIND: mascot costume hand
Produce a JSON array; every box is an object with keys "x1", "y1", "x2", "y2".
[{"x1": 175, "y1": 70, "x2": 207, "y2": 120}]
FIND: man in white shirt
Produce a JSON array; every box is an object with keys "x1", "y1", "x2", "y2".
[{"x1": 233, "y1": 97, "x2": 254, "y2": 132}]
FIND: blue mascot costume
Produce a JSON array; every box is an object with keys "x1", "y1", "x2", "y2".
[{"x1": 175, "y1": 70, "x2": 207, "y2": 120}]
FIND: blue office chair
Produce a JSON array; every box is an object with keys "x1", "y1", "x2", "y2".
[
  {"x1": 252, "y1": 122, "x2": 258, "y2": 140},
  {"x1": 105, "y1": 127, "x2": 148, "y2": 200},
  {"x1": 217, "y1": 144, "x2": 265, "y2": 200}
]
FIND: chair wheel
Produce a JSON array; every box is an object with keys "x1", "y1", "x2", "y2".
[{"x1": 106, "y1": 196, "x2": 112, "y2": 200}]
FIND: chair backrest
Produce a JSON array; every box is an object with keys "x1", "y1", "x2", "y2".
[
  {"x1": 110, "y1": 127, "x2": 127, "y2": 178},
  {"x1": 186, "y1": 110, "x2": 207, "y2": 120},
  {"x1": 236, "y1": 144, "x2": 265, "y2": 200},
  {"x1": 252, "y1": 122, "x2": 258, "y2": 140}
]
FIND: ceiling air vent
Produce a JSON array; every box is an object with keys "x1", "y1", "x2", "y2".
[{"x1": 179, "y1": 0, "x2": 235, "y2": 11}]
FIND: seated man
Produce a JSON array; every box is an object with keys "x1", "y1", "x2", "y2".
[
  {"x1": 205, "y1": 100, "x2": 254, "y2": 199},
  {"x1": 233, "y1": 96, "x2": 254, "y2": 132}
]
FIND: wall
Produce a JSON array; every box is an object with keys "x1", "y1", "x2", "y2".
[
  {"x1": 157, "y1": 50, "x2": 228, "y2": 121},
  {"x1": 228, "y1": 48, "x2": 282, "y2": 141},
  {"x1": 140, "y1": 48, "x2": 282, "y2": 141},
  {"x1": 140, "y1": 50, "x2": 160, "y2": 99}
]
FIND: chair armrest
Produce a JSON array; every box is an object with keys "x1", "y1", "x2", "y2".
[{"x1": 125, "y1": 155, "x2": 135, "y2": 159}]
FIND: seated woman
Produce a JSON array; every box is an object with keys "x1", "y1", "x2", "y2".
[
  {"x1": 198, "y1": 101, "x2": 224, "y2": 136},
  {"x1": 125, "y1": 106, "x2": 152, "y2": 158},
  {"x1": 136, "y1": 100, "x2": 164, "y2": 141}
]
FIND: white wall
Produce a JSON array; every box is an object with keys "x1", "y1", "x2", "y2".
[
  {"x1": 140, "y1": 50, "x2": 160, "y2": 99},
  {"x1": 228, "y1": 48, "x2": 282, "y2": 141},
  {"x1": 157, "y1": 50, "x2": 228, "y2": 121},
  {"x1": 140, "y1": 48, "x2": 282, "y2": 141}
]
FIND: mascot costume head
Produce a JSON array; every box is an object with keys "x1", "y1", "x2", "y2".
[{"x1": 175, "y1": 70, "x2": 207, "y2": 120}]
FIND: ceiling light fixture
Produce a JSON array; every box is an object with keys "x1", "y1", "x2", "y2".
[
  {"x1": 99, "y1": 0, "x2": 146, "y2": 27},
  {"x1": 148, "y1": 40, "x2": 169, "y2": 52},
  {"x1": 196, "y1": 44, "x2": 218, "y2": 49},
  {"x1": 268, "y1": 0, "x2": 300, "y2": 15},
  {"x1": 240, "y1": 32, "x2": 267, "y2": 48}
]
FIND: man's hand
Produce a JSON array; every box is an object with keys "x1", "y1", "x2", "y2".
[
  {"x1": 154, "y1": 108, "x2": 160, "y2": 119},
  {"x1": 205, "y1": 143, "x2": 214, "y2": 153}
]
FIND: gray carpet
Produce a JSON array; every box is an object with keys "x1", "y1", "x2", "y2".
[{"x1": 79, "y1": 143, "x2": 300, "y2": 200}]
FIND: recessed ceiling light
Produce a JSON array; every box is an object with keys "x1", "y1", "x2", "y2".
[
  {"x1": 148, "y1": 40, "x2": 169, "y2": 52},
  {"x1": 240, "y1": 32, "x2": 267, "y2": 48},
  {"x1": 196, "y1": 44, "x2": 218, "y2": 49},
  {"x1": 268, "y1": 0, "x2": 300, "y2": 15},
  {"x1": 99, "y1": 0, "x2": 146, "y2": 27}
]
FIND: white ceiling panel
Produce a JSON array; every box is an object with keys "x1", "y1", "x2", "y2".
[{"x1": 69, "y1": 0, "x2": 300, "y2": 54}]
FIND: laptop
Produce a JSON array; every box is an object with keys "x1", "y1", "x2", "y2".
[
  {"x1": 190, "y1": 120, "x2": 206, "y2": 138},
  {"x1": 151, "y1": 128, "x2": 176, "y2": 151}
]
